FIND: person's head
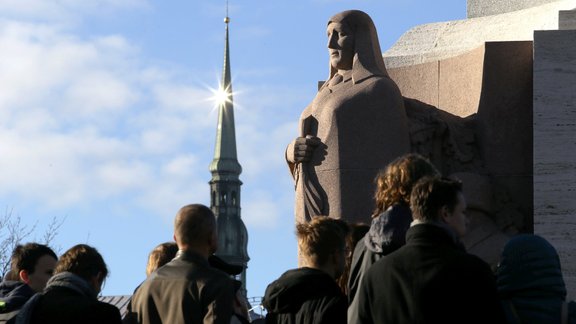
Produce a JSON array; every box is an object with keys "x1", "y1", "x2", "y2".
[
  {"x1": 410, "y1": 177, "x2": 468, "y2": 237},
  {"x1": 497, "y1": 234, "x2": 566, "y2": 299},
  {"x1": 173, "y1": 204, "x2": 217, "y2": 258},
  {"x1": 10, "y1": 243, "x2": 58, "y2": 292},
  {"x1": 373, "y1": 153, "x2": 440, "y2": 217},
  {"x1": 296, "y1": 217, "x2": 349, "y2": 279},
  {"x1": 146, "y1": 242, "x2": 178, "y2": 276},
  {"x1": 55, "y1": 244, "x2": 108, "y2": 294},
  {"x1": 326, "y1": 10, "x2": 389, "y2": 82}
]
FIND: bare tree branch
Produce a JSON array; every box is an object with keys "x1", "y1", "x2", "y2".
[{"x1": 0, "y1": 208, "x2": 64, "y2": 279}]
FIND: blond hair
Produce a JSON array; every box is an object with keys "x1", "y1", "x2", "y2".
[{"x1": 146, "y1": 242, "x2": 178, "y2": 276}]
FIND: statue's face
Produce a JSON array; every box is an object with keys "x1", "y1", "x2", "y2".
[{"x1": 327, "y1": 22, "x2": 354, "y2": 71}]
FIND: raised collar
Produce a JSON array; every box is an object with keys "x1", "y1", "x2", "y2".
[
  {"x1": 175, "y1": 250, "x2": 210, "y2": 267},
  {"x1": 406, "y1": 223, "x2": 466, "y2": 252}
]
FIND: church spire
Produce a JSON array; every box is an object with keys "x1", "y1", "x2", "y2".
[
  {"x1": 209, "y1": 15, "x2": 241, "y2": 175},
  {"x1": 209, "y1": 11, "x2": 250, "y2": 297}
]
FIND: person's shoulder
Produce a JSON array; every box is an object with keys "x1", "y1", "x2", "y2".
[
  {"x1": 92, "y1": 301, "x2": 122, "y2": 323},
  {"x1": 451, "y1": 251, "x2": 493, "y2": 276},
  {"x1": 95, "y1": 300, "x2": 122, "y2": 313},
  {"x1": 382, "y1": 203, "x2": 411, "y2": 221},
  {"x1": 199, "y1": 266, "x2": 235, "y2": 294},
  {"x1": 461, "y1": 251, "x2": 491, "y2": 266},
  {"x1": 316, "y1": 294, "x2": 347, "y2": 324},
  {"x1": 363, "y1": 248, "x2": 398, "y2": 279},
  {"x1": 204, "y1": 262, "x2": 235, "y2": 281},
  {"x1": 388, "y1": 202, "x2": 411, "y2": 213}
]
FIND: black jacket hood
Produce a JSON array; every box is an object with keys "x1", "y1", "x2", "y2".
[
  {"x1": 364, "y1": 203, "x2": 412, "y2": 253},
  {"x1": 263, "y1": 267, "x2": 341, "y2": 313}
]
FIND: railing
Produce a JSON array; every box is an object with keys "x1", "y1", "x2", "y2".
[{"x1": 247, "y1": 296, "x2": 265, "y2": 319}]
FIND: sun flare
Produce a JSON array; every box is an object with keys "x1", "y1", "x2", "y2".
[{"x1": 210, "y1": 85, "x2": 232, "y2": 108}]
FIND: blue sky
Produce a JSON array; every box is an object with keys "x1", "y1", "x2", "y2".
[{"x1": 0, "y1": 0, "x2": 464, "y2": 298}]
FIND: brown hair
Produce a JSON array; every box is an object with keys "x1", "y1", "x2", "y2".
[
  {"x1": 336, "y1": 223, "x2": 369, "y2": 294},
  {"x1": 410, "y1": 177, "x2": 463, "y2": 222},
  {"x1": 373, "y1": 153, "x2": 440, "y2": 218},
  {"x1": 146, "y1": 242, "x2": 178, "y2": 276},
  {"x1": 296, "y1": 217, "x2": 349, "y2": 267},
  {"x1": 10, "y1": 243, "x2": 57, "y2": 277},
  {"x1": 55, "y1": 244, "x2": 108, "y2": 282},
  {"x1": 174, "y1": 204, "x2": 216, "y2": 247}
]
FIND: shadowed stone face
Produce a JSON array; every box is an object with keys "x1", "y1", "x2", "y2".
[{"x1": 327, "y1": 22, "x2": 355, "y2": 71}]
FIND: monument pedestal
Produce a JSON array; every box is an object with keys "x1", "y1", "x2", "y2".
[{"x1": 534, "y1": 29, "x2": 576, "y2": 300}]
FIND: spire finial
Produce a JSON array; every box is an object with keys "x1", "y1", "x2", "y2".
[{"x1": 224, "y1": 0, "x2": 229, "y2": 23}]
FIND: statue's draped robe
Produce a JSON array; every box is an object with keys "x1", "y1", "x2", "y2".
[{"x1": 289, "y1": 72, "x2": 410, "y2": 223}]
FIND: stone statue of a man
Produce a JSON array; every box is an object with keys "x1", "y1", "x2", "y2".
[{"x1": 286, "y1": 10, "x2": 410, "y2": 224}]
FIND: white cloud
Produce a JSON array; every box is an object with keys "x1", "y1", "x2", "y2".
[
  {"x1": 163, "y1": 155, "x2": 199, "y2": 177},
  {"x1": 242, "y1": 191, "x2": 282, "y2": 229},
  {"x1": 136, "y1": 177, "x2": 209, "y2": 221},
  {"x1": 0, "y1": 7, "x2": 307, "y2": 230},
  {"x1": 0, "y1": 18, "x2": 210, "y2": 212},
  {"x1": 96, "y1": 161, "x2": 154, "y2": 195},
  {"x1": 0, "y1": 0, "x2": 150, "y2": 21},
  {"x1": 63, "y1": 71, "x2": 138, "y2": 116},
  {"x1": 0, "y1": 21, "x2": 143, "y2": 127}
]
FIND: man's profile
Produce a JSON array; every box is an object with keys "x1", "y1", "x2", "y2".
[{"x1": 0, "y1": 243, "x2": 57, "y2": 317}]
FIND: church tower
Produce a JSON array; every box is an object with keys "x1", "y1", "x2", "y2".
[{"x1": 209, "y1": 14, "x2": 250, "y2": 296}]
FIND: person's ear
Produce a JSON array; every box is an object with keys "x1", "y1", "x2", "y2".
[
  {"x1": 19, "y1": 270, "x2": 30, "y2": 284},
  {"x1": 90, "y1": 271, "x2": 104, "y2": 294},
  {"x1": 440, "y1": 205, "x2": 450, "y2": 223}
]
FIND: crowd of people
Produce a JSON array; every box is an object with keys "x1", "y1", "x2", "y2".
[{"x1": 1, "y1": 153, "x2": 575, "y2": 323}]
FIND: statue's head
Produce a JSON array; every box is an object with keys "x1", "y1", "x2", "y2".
[{"x1": 327, "y1": 10, "x2": 389, "y2": 83}]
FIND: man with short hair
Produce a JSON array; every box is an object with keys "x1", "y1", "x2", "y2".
[
  {"x1": 128, "y1": 204, "x2": 235, "y2": 324},
  {"x1": 0, "y1": 243, "x2": 57, "y2": 316},
  {"x1": 263, "y1": 217, "x2": 349, "y2": 324},
  {"x1": 356, "y1": 177, "x2": 505, "y2": 324}
]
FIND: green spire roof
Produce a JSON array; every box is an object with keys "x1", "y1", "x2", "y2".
[{"x1": 210, "y1": 17, "x2": 242, "y2": 175}]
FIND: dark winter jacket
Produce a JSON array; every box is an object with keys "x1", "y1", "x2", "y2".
[
  {"x1": 0, "y1": 281, "x2": 35, "y2": 323},
  {"x1": 355, "y1": 223, "x2": 506, "y2": 324},
  {"x1": 15, "y1": 271, "x2": 121, "y2": 324},
  {"x1": 263, "y1": 267, "x2": 346, "y2": 324},
  {"x1": 347, "y1": 203, "x2": 412, "y2": 320},
  {"x1": 0, "y1": 281, "x2": 35, "y2": 313},
  {"x1": 497, "y1": 234, "x2": 576, "y2": 324}
]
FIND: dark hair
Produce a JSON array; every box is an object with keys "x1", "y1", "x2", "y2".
[
  {"x1": 146, "y1": 242, "x2": 178, "y2": 276},
  {"x1": 373, "y1": 153, "x2": 440, "y2": 217},
  {"x1": 410, "y1": 177, "x2": 463, "y2": 222},
  {"x1": 296, "y1": 217, "x2": 349, "y2": 266},
  {"x1": 337, "y1": 223, "x2": 369, "y2": 294},
  {"x1": 174, "y1": 204, "x2": 216, "y2": 247},
  {"x1": 55, "y1": 244, "x2": 108, "y2": 282},
  {"x1": 11, "y1": 243, "x2": 57, "y2": 276}
]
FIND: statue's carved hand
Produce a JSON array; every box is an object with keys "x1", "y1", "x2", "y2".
[{"x1": 290, "y1": 136, "x2": 321, "y2": 163}]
